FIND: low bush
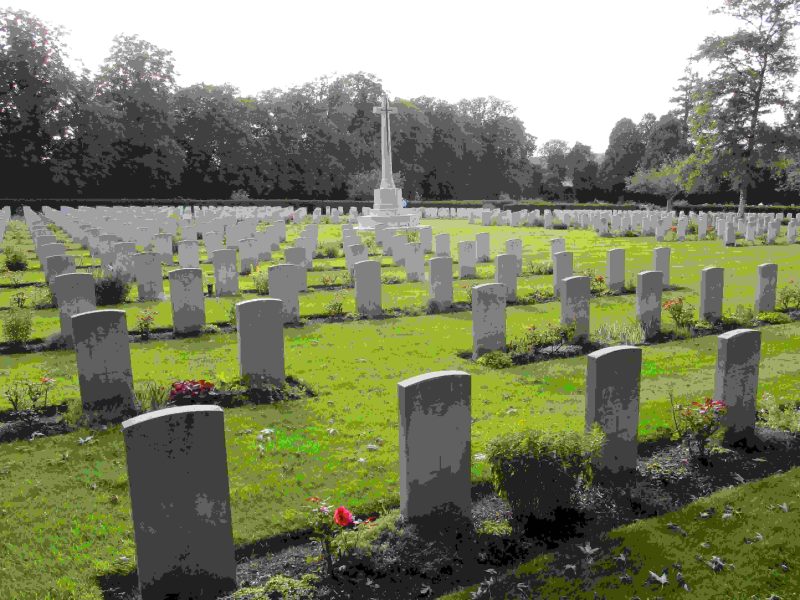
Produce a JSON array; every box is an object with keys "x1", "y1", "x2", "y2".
[
  {"x1": 669, "y1": 395, "x2": 728, "y2": 464},
  {"x1": 135, "y1": 308, "x2": 157, "y2": 338},
  {"x1": 93, "y1": 268, "x2": 131, "y2": 305},
  {"x1": 721, "y1": 304, "x2": 757, "y2": 328},
  {"x1": 593, "y1": 320, "x2": 646, "y2": 346},
  {"x1": 380, "y1": 272, "x2": 404, "y2": 284},
  {"x1": 2, "y1": 307, "x2": 33, "y2": 345},
  {"x1": 134, "y1": 381, "x2": 170, "y2": 412},
  {"x1": 526, "y1": 260, "x2": 553, "y2": 276},
  {"x1": 314, "y1": 242, "x2": 341, "y2": 259},
  {"x1": 777, "y1": 280, "x2": 800, "y2": 311},
  {"x1": 252, "y1": 268, "x2": 269, "y2": 295},
  {"x1": 324, "y1": 292, "x2": 346, "y2": 317},
  {"x1": 30, "y1": 286, "x2": 56, "y2": 309},
  {"x1": 757, "y1": 311, "x2": 792, "y2": 324},
  {"x1": 757, "y1": 391, "x2": 800, "y2": 432},
  {"x1": 3, "y1": 246, "x2": 28, "y2": 271},
  {"x1": 477, "y1": 351, "x2": 513, "y2": 369},
  {"x1": 507, "y1": 323, "x2": 576, "y2": 357},
  {"x1": 663, "y1": 297, "x2": 696, "y2": 329},
  {"x1": 486, "y1": 426, "x2": 604, "y2": 528}
]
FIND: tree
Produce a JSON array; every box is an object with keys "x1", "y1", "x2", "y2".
[
  {"x1": 94, "y1": 34, "x2": 185, "y2": 196},
  {"x1": 640, "y1": 114, "x2": 693, "y2": 170},
  {"x1": 0, "y1": 9, "x2": 78, "y2": 196},
  {"x1": 694, "y1": 0, "x2": 800, "y2": 216},
  {"x1": 566, "y1": 142, "x2": 599, "y2": 201},
  {"x1": 626, "y1": 163, "x2": 684, "y2": 211},
  {"x1": 538, "y1": 139, "x2": 570, "y2": 180},
  {"x1": 669, "y1": 63, "x2": 702, "y2": 137},
  {"x1": 598, "y1": 118, "x2": 646, "y2": 197}
]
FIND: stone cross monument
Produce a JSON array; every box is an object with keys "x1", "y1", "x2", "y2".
[{"x1": 357, "y1": 94, "x2": 416, "y2": 229}]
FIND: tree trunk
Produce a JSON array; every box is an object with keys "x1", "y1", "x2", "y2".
[{"x1": 738, "y1": 185, "x2": 748, "y2": 218}]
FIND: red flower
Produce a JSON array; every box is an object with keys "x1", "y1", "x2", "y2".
[
  {"x1": 306, "y1": 496, "x2": 321, "y2": 503},
  {"x1": 333, "y1": 506, "x2": 354, "y2": 527}
]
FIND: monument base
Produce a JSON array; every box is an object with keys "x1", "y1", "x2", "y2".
[
  {"x1": 356, "y1": 210, "x2": 419, "y2": 230},
  {"x1": 355, "y1": 187, "x2": 419, "y2": 230}
]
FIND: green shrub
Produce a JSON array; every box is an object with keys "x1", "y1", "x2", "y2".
[
  {"x1": 722, "y1": 304, "x2": 757, "y2": 328},
  {"x1": 93, "y1": 269, "x2": 131, "y2": 305},
  {"x1": 507, "y1": 323, "x2": 576, "y2": 356},
  {"x1": 515, "y1": 288, "x2": 555, "y2": 305},
  {"x1": 324, "y1": 293, "x2": 346, "y2": 317},
  {"x1": 757, "y1": 392, "x2": 800, "y2": 432},
  {"x1": 232, "y1": 574, "x2": 319, "y2": 600},
  {"x1": 314, "y1": 242, "x2": 341, "y2": 259},
  {"x1": 486, "y1": 426, "x2": 604, "y2": 527},
  {"x1": 477, "y1": 351, "x2": 513, "y2": 369},
  {"x1": 252, "y1": 268, "x2": 269, "y2": 295},
  {"x1": 663, "y1": 297, "x2": 696, "y2": 329},
  {"x1": 777, "y1": 280, "x2": 800, "y2": 310},
  {"x1": 593, "y1": 319, "x2": 645, "y2": 346},
  {"x1": 526, "y1": 260, "x2": 553, "y2": 276},
  {"x1": 2, "y1": 307, "x2": 33, "y2": 345},
  {"x1": 380, "y1": 272, "x2": 404, "y2": 284},
  {"x1": 3, "y1": 246, "x2": 28, "y2": 271},
  {"x1": 30, "y1": 286, "x2": 56, "y2": 309},
  {"x1": 134, "y1": 381, "x2": 170, "y2": 412},
  {"x1": 758, "y1": 311, "x2": 792, "y2": 324}
]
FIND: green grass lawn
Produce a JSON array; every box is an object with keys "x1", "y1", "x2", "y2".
[
  {"x1": 440, "y1": 467, "x2": 800, "y2": 599},
  {"x1": 1, "y1": 218, "x2": 800, "y2": 598}
]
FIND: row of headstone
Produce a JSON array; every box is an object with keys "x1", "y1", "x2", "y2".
[{"x1": 118, "y1": 322, "x2": 763, "y2": 597}]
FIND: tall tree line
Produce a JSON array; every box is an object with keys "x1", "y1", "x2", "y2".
[{"x1": 3, "y1": 3, "x2": 800, "y2": 206}]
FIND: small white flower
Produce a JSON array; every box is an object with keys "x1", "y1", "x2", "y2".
[
  {"x1": 327, "y1": 428, "x2": 337, "y2": 435},
  {"x1": 366, "y1": 444, "x2": 379, "y2": 451},
  {"x1": 474, "y1": 453, "x2": 487, "y2": 461},
  {"x1": 357, "y1": 457, "x2": 366, "y2": 463}
]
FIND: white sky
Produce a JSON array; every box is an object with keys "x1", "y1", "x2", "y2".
[{"x1": 8, "y1": 0, "x2": 778, "y2": 153}]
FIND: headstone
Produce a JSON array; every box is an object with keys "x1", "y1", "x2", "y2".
[
  {"x1": 419, "y1": 226, "x2": 433, "y2": 253},
  {"x1": 714, "y1": 329, "x2": 761, "y2": 445},
  {"x1": 429, "y1": 256, "x2": 453, "y2": 311},
  {"x1": 153, "y1": 233, "x2": 173, "y2": 265},
  {"x1": 505, "y1": 239, "x2": 522, "y2": 275},
  {"x1": 212, "y1": 249, "x2": 239, "y2": 296},
  {"x1": 112, "y1": 242, "x2": 137, "y2": 284},
  {"x1": 236, "y1": 298, "x2": 284, "y2": 386},
  {"x1": 552, "y1": 251, "x2": 573, "y2": 298},
  {"x1": 283, "y1": 247, "x2": 307, "y2": 292},
  {"x1": 122, "y1": 405, "x2": 236, "y2": 600},
  {"x1": 606, "y1": 248, "x2": 624, "y2": 293},
  {"x1": 52, "y1": 272, "x2": 96, "y2": 348},
  {"x1": 238, "y1": 238, "x2": 258, "y2": 275},
  {"x1": 398, "y1": 371, "x2": 471, "y2": 528},
  {"x1": 405, "y1": 242, "x2": 425, "y2": 282},
  {"x1": 700, "y1": 267, "x2": 724, "y2": 322},
  {"x1": 585, "y1": 346, "x2": 642, "y2": 474},
  {"x1": 354, "y1": 260, "x2": 382, "y2": 317},
  {"x1": 561, "y1": 276, "x2": 591, "y2": 342},
  {"x1": 472, "y1": 283, "x2": 506, "y2": 358},
  {"x1": 458, "y1": 240, "x2": 476, "y2": 278},
  {"x1": 652, "y1": 247, "x2": 670, "y2": 288},
  {"x1": 268, "y1": 264, "x2": 301, "y2": 324},
  {"x1": 475, "y1": 232, "x2": 490, "y2": 262},
  {"x1": 636, "y1": 271, "x2": 663, "y2": 340},
  {"x1": 168, "y1": 268, "x2": 205, "y2": 334},
  {"x1": 495, "y1": 253, "x2": 518, "y2": 302},
  {"x1": 435, "y1": 233, "x2": 450, "y2": 257},
  {"x1": 754, "y1": 263, "x2": 778, "y2": 313},
  {"x1": 177, "y1": 240, "x2": 200, "y2": 269},
  {"x1": 134, "y1": 252, "x2": 165, "y2": 301},
  {"x1": 550, "y1": 238, "x2": 566, "y2": 257},
  {"x1": 44, "y1": 254, "x2": 75, "y2": 284},
  {"x1": 72, "y1": 309, "x2": 136, "y2": 425}
]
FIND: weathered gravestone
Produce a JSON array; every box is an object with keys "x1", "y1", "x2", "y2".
[
  {"x1": 435, "y1": 233, "x2": 451, "y2": 257},
  {"x1": 354, "y1": 260, "x2": 382, "y2": 317},
  {"x1": 134, "y1": 252, "x2": 165, "y2": 301},
  {"x1": 44, "y1": 254, "x2": 75, "y2": 284},
  {"x1": 714, "y1": 329, "x2": 761, "y2": 446},
  {"x1": 72, "y1": 309, "x2": 137, "y2": 425},
  {"x1": 505, "y1": 239, "x2": 522, "y2": 275},
  {"x1": 636, "y1": 271, "x2": 663, "y2": 340},
  {"x1": 429, "y1": 256, "x2": 453, "y2": 311},
  {"x1": 177, "y1": 240, "x2": 200, "y2": 269},
  {"x1": 52, "y1": 272, "x2": 96, "y2": 348},
  {"x1": 755, "y1": 263, "x2": 778, "y2": 313},
  {"x1": 700, "y1": 267, "x2": 724, "y2": 322},
  {"x1": 268, "y1": 264, "x2": 301, "y2": 324},
  {"x1": 458, "y1": 241, "x2": 476, "y2": 278},
  {"x1": 398, "y1": 371, "x2": 471, "y2": 529},
  {"x1": 168, "y1": 269, "x2": 205, "y2": 334},
  {"x1": 606, "y1": 248, "x2": 625, "y2": 293},
  {"x1": 122, "y1": 405, "x2": 236, "y2": 600},
  {"x1": 550, "y1": 237, "x2": 566, "y2": 258},
  {"x1": 283, "y1": 247, "x2": 307, "y2": 292},
  {"x1": 552, "y1": 251, "x2": 573, "y2": 298},
  {"x1": 212, "y1": 249, "x2": 239, "y2": 296},
  {"x1": 475, "y1": 232, "x2": 490, "y2": 262},
  {"x1": 561, "y1": 275, "x2": 591, "y2": 342},
  {"x1": 652, "y1": 247, "x2": 670, "y2": 288},
  {"x1": 472, "y1": 283, "x2": 506, "y2": 358},
  {"x1": 152, "y1": 233, "x2": 173, "y2": 265},
  {"x1": 112, "y1": 242, "x2": 137, "y2": 284},
  {"x1": 495, "y1": 253, "x2": 518, "y2": 302},
  {"x1": 585, "y1": 345, "x2": 642, "y2": 474},
  {"x1": 236, "y1": 298, "x2": 284, "y2": 386}
]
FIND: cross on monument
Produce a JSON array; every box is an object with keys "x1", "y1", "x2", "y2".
[{"x1": 373, "y1": 95, "x2": 398, "y2": 189}]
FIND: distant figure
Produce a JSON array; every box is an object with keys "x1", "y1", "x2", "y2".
[{"x1": 402, "y1": 198, "x2": 407, "y2": 208}]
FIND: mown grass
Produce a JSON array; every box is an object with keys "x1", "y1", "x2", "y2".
[
  {"x1": 1, "y1": 218, "x2": 799, "y2": 598},
  {"x1": 440, "y1": 467, "x2": 800, "y2": 599}
]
